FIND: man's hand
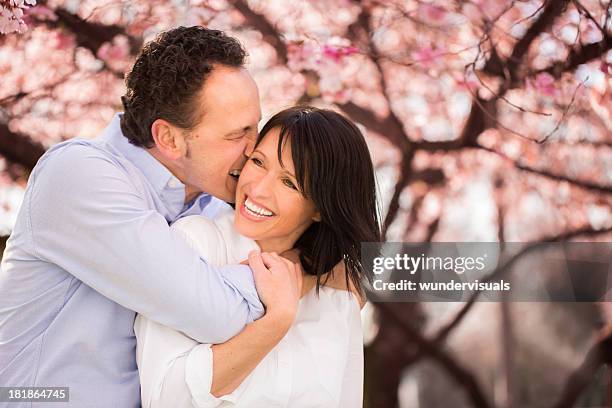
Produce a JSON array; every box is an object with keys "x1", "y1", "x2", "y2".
[{"x1": 248, "y1": 251, "x2": 302, "y2": 328}]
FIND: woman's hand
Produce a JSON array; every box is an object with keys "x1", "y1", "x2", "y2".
[{"x1": 248, "y1": 251, "x2": 303, "y2": 326}]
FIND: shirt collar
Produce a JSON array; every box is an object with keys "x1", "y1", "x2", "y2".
[{"x1": 99, "y1": 113, "x2": 212, "y2": 221}]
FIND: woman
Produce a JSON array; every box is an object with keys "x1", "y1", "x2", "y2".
[{"x1": 135, "y1": 106, "x2": 380, "y2": 407}]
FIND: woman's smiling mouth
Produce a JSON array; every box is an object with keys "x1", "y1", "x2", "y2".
[{"x1": 242, "y1": 196, "x2": 275, "y2": 219}]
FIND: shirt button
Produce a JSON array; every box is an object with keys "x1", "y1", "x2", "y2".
[{"x1": 168, "y1": 179, "x2": 180, "y2": 188}]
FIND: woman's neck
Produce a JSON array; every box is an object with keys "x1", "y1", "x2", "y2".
[{"x1": 255, "y1": 238, "x2": 295, "y2": 255}]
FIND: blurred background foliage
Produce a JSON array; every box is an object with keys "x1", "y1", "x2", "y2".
[{"x1": 1, "y1": 0, "x2": 611, "y2": 406}]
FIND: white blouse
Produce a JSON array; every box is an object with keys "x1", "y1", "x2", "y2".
[{"x1": 134, "y1": 208, "x2": 364, "y2": 408}]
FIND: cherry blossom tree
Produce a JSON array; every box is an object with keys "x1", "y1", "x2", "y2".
[
  {"x1": 1, "y1": 1, "x2": 611, "y2": 406},
  {"x1": 0, "y1": 0, "x2": 37, "y2": 34}
]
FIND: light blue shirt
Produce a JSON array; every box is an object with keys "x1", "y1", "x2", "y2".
[{"x1": 0, "y1": 114, "x2": 264, "y2": 407}]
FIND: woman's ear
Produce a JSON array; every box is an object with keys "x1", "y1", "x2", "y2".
[
  {"x1": 312, "y1": 211, "x2": 321, "y2": 222},
  {"x1": 151, "y1": 119, "x2": 187, "y2": 160}
]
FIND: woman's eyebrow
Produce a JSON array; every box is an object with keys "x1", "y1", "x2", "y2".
[
  {"x1": 280, "y1": 167, "x2": 297, "y2": 179},
  {"x1": 255, "y1": 149, "x2": 297, "y2": 178}
]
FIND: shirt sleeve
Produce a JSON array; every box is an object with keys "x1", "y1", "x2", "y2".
[
  {"x1": 28, "y1": 144, "x2": 263, "y2": 344},
  {"x1": 135, "y1": 215, "x2": 244, "y2": 408},
  {"x1": 338, "y1": 294, "x2": 364, "y2": 408}
]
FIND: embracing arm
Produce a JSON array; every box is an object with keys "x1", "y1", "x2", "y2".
[
  {"x1": 28, "y1": 144, "x2": 263, "y2": 343},
  {"x1": 136, "y1": 310, "x2": 292, "y2": 408},
  {"x1": 137, "y1": 252, "x2": 302, "y2": 408}
]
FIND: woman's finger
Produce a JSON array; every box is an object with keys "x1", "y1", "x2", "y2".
[{"x1": 248, "y1": 250, "x2": 268, "y2": 276}]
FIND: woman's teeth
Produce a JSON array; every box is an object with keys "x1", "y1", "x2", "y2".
[{"x1": 244, "y1": 197, "x2": 274, "y2": 217}]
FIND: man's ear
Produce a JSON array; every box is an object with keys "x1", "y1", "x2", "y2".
[{"x1": 151, "y1": 119, "x2": 187, "y2": 160}]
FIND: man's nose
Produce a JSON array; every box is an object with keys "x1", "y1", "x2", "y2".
[{"x1": 244, "y1": 135, "x2": 256, "y2": 157}]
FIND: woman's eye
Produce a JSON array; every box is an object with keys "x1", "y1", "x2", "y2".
[
  {"x1": 250, "y1": 157, "x2": 263, "y2": 167},
  {"x1": 282, "y1": 178, "x2": 298, "y2": 190}
]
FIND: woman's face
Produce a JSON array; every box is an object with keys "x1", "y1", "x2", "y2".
[{"x1": 234, "y1": 127, "x2": 320, "y2": 251}]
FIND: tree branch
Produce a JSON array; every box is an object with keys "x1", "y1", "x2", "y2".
[
  {"x1": 382, "y1": 154, "x2": 413, "y2": 237},
  {"x1": 475, "y1": 144, "x2": 612, "y2": 195},
  {"x1": 32, "y1": 6, "x2": 141, "y2": 59},
  {"x1": 433, "y1": 225, "x2": 612, "y2": 346},
  {"x1": 505, "y1": 0, "x2": 571, "y2": 84},
  {"x1": 377, "y1": 302, "x2": 494, "y2": 408},
  {"x1": 536, "y1": 35, "x2": 612, "y2": 79},
  {"x1": 552, "y1": 324, "x2": 612, "y2": 408},
  {"x1": 456, "y1": 0, "x2": 572, "y2": 152},
  {"x1": 232, "y1": 0, "x2": 288, "y2": 64},
  {"x1": 0, "y1": 123, "x2": 46, "y2": 171}
]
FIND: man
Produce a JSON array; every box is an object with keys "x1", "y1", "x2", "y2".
[{"x1": 0, "y1": 27, "x2": 304, "y2": 407}]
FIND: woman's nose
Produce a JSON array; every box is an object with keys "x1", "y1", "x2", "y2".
[{"x1": 248, "y1": 172, "x2": 275, "y2": 199}]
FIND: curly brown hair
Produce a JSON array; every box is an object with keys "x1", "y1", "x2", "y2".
[{"x1": 120, "y1": 26, "x2": 247, "y2": 147}]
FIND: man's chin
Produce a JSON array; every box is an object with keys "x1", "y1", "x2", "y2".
[{"x1": 219, "y1": 188, "x2": 237, "y2": 205}]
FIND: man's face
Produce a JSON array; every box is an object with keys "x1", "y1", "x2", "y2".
[{"x1": 179, "y1": 65, "x2": 261, "y2": 203}]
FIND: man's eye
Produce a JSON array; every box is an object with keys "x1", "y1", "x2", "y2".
[
  {"x1": 250, "y1": 157, "x2": 263, "y2": 167},
  {"x1": 227, "y1": 132, "x2": 247, "y2": 141},
  {"x1": 282, "y1": 178, "x2": 298, "y2": 190}
]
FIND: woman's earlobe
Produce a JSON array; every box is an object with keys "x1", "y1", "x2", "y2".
[{"x1": 313, "y1": 212, "x2": 321, "y2": 222}]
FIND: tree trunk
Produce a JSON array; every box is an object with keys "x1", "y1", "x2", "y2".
[{"x1": 0, "y1": 235, "x2": 8, "y2": 262}]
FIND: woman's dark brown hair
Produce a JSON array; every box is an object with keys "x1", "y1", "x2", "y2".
[{"x1": 256, "y1": 106, "x2": 382, "y2": 294}]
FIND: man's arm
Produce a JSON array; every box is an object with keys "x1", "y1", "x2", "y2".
[{"x1": 28, "y1": 144, "x2": 263, "y2": 343}]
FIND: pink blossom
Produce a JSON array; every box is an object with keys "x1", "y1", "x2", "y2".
[
  {"x1": 317, "y1": 73, "x2": 350, "y2": 103},
  {"x1": 97, "y1": 35, "x2": 130, "y2": 61},
  {"x1": 0, "y1": 0, "x2": 36, "y2": 34},
  {"x1": 287, "y1": 41, "x2": 319, "y2": 71},
  {"x1": 530, "y1": 72, "x2": 557, "y2": 97},
  {"x1": 25, "y1": 5, "x2": 57, "y2": 22},
  {"x1": 419, "y1": 3, "x2": 448, "y2": 24},
  {"x1": 600, "y1": 61, "x2": 612, "y2": 76},
  {"x1": 470, "y1": 0, "x2": 513, "y2": 19},
  {"x1": 322, "y1": 44, "x2": 359, "y2": 63},
  {"x1": 52, "y1": 31, "x2": 75, "y2": 50},
  {"x1": 454, "y1": 73, "x2": 480, "y2": 91},
  {"x1": 411, "y1": 46, "x2": 445, "y2": 69}
]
